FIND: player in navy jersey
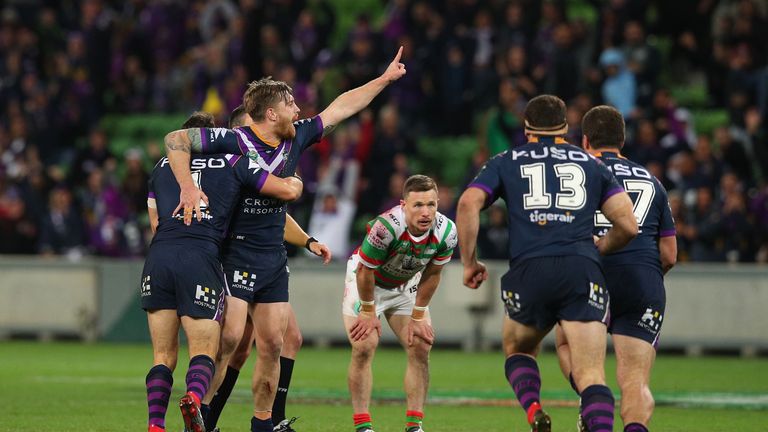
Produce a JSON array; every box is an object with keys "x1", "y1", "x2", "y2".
[
  {"x1": 201, "y1": 106, "x2": 331, "y2": 432},
  {"x1": 555, "y1": 106, "x2": 677, "y2": 432},
  {"x1": 142, "y1": 111, "x2": 303, "y2": 432},
  {"x1": 162, "y1": 48, "x2": 406, "y2": 432},
  {"x1": 456, "y1": 95, "x2": 638, "y2": 432}
]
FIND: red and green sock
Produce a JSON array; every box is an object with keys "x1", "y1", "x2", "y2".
[
  {"x1": 353, "y1": 413, "x2": 372, "y2": 431},
  {"x1": 405, "y1": 410, "x2": 423, "y2": 431}
]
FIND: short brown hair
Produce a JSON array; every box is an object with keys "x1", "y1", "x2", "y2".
[
  {"x1": 524, "y1": 95, "x2": 567, "y2": 134},
  {"x1": 242, "y1": 77, "x2": 293, "y2": 122},
  {"x1": 182, "y1": 111, "x2": 215, "y2": 128},
  {"x1": 229, "y1": 105, "x2": 247, "y2": 128},
  {"x1": 403, "y1": 175, "x2": 438, "y2": 198},
  {"x1": 582, "y1": 105, "x2": 625, "y2": 150}
]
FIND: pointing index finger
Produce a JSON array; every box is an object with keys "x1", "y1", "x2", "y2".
[{"x1": 393, "y1": 46, "x2": 403, "y2": 63}]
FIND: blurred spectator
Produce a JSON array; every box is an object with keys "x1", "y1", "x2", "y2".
[
  {"x1": 598, "y1": 48, "x2": 637, "y2": 117},
  {"x1": 37, "y1": 185, "x2": 86, "y2": 257},
  {"x1": 70, "y1": 129, "x2": 116, "y2": 187},
  {"x1": 477, "y1": 204, "x2": 508, "y2": 260}
]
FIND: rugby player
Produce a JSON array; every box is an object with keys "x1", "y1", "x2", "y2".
[
  {"x1": 143, "y1": 113, "x2": 303, "y2": 432},
  {"x1": 202, "y1": 106, "x2": 331, "y2": 432},
  {"x1": 555, "y1": 105, "x2": 677, "y2": 432},
  {"x1": 343, "y1": 175, "x2": 457, "y2": 432},
  {"x1": 162, "y1": 47, "x2": 406, "y2": 432},
  {"x1": 456, "y1": 95, "x2": 638, "y2": 432}
]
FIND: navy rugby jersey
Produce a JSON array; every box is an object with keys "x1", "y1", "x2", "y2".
[
  {"x1": 594, "y1": 151, "x2": 676, "y2": 271},
  {"x1": 149, "y1": 154, "x2": 268, "y2": 248},
  {"x1": 195, "y1": 117, "x2": 323, "y2": 253},
  {"x1": 469, "y1": 136, "x2": 623, "y2": 264}
]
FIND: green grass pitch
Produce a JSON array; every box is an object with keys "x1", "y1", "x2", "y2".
[{"x1": 2, "y1": 342, "x2": 767, "y2": 431}]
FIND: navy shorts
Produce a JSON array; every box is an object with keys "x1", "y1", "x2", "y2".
[
  {"x1": 140, "y1": 243, "x2": 226, "y2": 321},
  {"x1": 605, "y1": 264, "x2": 666, "y2": 347},
  {"x1": 224, "y1": 248, "x2": 289, "y2": 304},
  {"x1": 501, "y1": 256, "x2": 609, "y2": 331}
]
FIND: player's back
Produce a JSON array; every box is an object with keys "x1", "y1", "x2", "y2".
[
  {"x1": 150, "y1": 154, "x2": 247, "y2": 250},
  {"x1": 594, "y1": 151, "x2": 675, "y2": 271},
  {"x1": 470, "y1": 137, "x2": 623, "y2": 264}
]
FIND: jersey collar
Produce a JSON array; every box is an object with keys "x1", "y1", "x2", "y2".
[
  {"x1": 249, "y1": 125, "x2": 280, "y2": 148},
  {"x1": 527, "y1": 136, "x2": 568, "y2": 145},
  {"x1": 594, "y1": 150, "x2": 627, "y2": 159}
]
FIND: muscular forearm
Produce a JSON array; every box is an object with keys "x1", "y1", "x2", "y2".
[
  {"x1": 283, "y1": 214, "x2": 310, "y2": 247},
  {"x1": 457, "y1": 197, "x2": 482, "y2": 266},
  {"x1": 325, "y1": 77, "x2": 388, "y2": 125},
  {"x1": 164, "y1": 129, "x2": 202, "y2": 187},
  {"x1": 356, "y1": 265, "x2": 376, "y2": 303},
  {"x1": 414, "y1": 272, "x2": 441, "y2": 307}
]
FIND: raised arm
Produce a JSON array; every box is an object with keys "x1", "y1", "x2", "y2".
[
  {"x1": 164, "y1": 128, "x2": 206, "y2": 226},
  {"x1": 456, "y1": 187, "x2": 490, "y2": 289},
  {"x1": 318, "y1": 46, "x2": 406, "y2": 136},
  {"x1": 597, "y1": 192, "x2": 638, "y2": 255},
  {"x1": 284, "y1": 213, "x2": 331, "y2": 263}
]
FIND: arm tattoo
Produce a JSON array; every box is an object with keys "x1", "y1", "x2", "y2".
[
  {"x1": 164, "y1": 130, "x2": 191, "y2": 153},
  {"x1": 187, "y1": 128, "x2": 203, "y2": 153},
  {"x1": 322, "y1": 124, "x2": 337, "y2": 137}
]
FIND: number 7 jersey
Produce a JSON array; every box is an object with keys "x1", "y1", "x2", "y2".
[{"x1": 468, "y1": 137, "x2": 623, "y2": 264}]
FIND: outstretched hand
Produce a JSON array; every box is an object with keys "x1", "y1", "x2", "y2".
[{"x1": 381, "y1": 46, "x2": 407, "y2": 83}]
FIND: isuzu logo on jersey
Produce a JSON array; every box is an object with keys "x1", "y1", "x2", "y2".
[{"x1": 509, "y1": 145, "x2": 590, "y2": 162}]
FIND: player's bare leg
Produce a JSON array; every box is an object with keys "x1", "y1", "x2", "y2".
[
  {"x1": 146, "y1": 310, "x2": 180, "y2": 432},
  {"x1": 204, "y1": 297, "x2": 249, "y2": 404},
  {"x1": 272, "y1": 305, "x2": 303, "y2": 430},
  {"x1": 179, "y1": 316, "x2": 220, "y2": 432},
  {"x1": 344, "y1": 313, "x2": 380, "y2": 430},
  {"x1": 389, "y1": 313, "x2": 432, "y2": 431},
  {"x1": 560, "y1": 320, "x2": 615, "y2": 432},
  {"x1": 614, "y1": 334, "x2": 656, "y2": 429},
  {"x1": 502, "y1": 317, "x2": 551, "y2": 431},
  {"x1": 554, "y1": 324, "x2": 582, "y2": 394},
  {"x1": 250, "y1": 302, "x2": 290, "y2": 424}
]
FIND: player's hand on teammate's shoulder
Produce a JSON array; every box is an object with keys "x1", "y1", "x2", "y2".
[
  {"x1": 381, "y1": 46, "x2": 406, "y2": 83},
  {"x1": 407, "y1": 319, "x2": 434, "y2": 346},
  {"x1": 462, "y1": 261, "x2": 488, "y2": 290},
  {"x1": 309, "y1": 241, "x2": 332, "y2": 264},
  {"x1": 173, "y1": 180, "x2": 209, "y2": 226},
  {"x1": 349, "y1": 311, "x2": 382, "y2": 341}
]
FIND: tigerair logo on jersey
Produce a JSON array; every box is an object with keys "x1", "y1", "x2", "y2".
[
  {"x1": 503, "y1": 290, "x2": 522, "y2": 314},
  {"x1": 529, "y1": 210, "x2": 576, "y2": 225},
  {"x1": 232, "y1": 270, "x2": 257, "y2": 290},
  {"x1": 141, "y1": 275, "x2": 151, "y2": 297},
  {"x1": 639, "y1": 307, "x2": 663, "y2": 333},
  {"x1": 588, "y1": 282, "x2": 606, "y2": 310},
  {"x1": 194, "y1": 285, "x2": 217, "y2": 310}
]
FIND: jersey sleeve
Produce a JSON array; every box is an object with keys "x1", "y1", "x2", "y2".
[
  {"x1": 596, "y1": 159, "x2": 624, "y2": 205},
  {"x1": 293, "y1": 116, "x2": 324, "y2": 152},
  {"x1": 147, "y1": 175, "x2": 157, "y2": 209},
  {"x1": 431, "y1": 219, "x2": 458, "y2": 266},
  {"x1": 657, "y1": 181, "x2": 676, "y2": 237},
  {"x1": 199, "y1": 127, "x2": 246, "y2": 155},
  {"x1": 467, "y1": 154, "x2": 504, "y2": 207},
  {"x1": 358, "y1": 217, "x2": 395, "y2": 269},
  {"x1": 230, "y1": 154, "x2": 269, "y2": 192}
]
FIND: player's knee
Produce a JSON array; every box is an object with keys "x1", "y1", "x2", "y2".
[
  {"x1": 220, "y1": 330, "x2": 242, "y2": 357},
  {"x1": 257, "y1": 334, "x2": 284, "y2": 360},
  {"x1": 351, "y1": 342, "x2": 377, "y2": 364},
  {"x1": 407, "y1": 340, "x2": 431, "y2": 364},
  {"x1": 283, "y1": 328, "x2": 303, "y2": 353},
  {"x1": 153, "y1": 349, "x2": 178, "y2": 371},
  {"x1": 229, "y1": 344, "x2": 251, "y2": 369}
]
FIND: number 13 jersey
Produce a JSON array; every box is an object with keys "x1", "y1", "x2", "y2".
[{"x1": 468, "y1": 137, "x2": 622, "y2": 265}]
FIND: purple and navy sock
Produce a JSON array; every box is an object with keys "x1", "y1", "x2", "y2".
[
  {"x1": 504, "y1": 354, "x2": 542, "y2": 413},
  {"x1": 207, "y1": 366, "x2": 240, "y2": 430},
  {"x1": 580, "y1": 384, "x2": 615, "y2": 432},
  {"x1": 146, "y1": 364, "x2": 173, "y2": 429},
  {"x1": 569, "y1": 373, "x2": 581, "y2": 395},
  {"x1": 624, "y1": 422, "x2": 649, "y2": 432},
  {"x1": 185, "y1": 354, "x2": 215, "y2": 403},
  {"x1": 272, "y1": 356, "x2": 295, "y2": 424},
  {"x1": 251, "y1": 416, "x2": 274, "y2": 432}
]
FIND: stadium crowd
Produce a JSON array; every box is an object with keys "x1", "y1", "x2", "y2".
[{"x1": 0, "y1": 0, "x2": 767, "y2": 262}]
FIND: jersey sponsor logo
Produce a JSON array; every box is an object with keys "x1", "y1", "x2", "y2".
[
  {"x1": 388, "y1": 213, "x2": 401, "y2": 226},
  {"x1": 194, "y1": 285, "x2": 218, "y2": 310},
  {"x1": 510, "y1": 145, "x2": 590, "y2": 162},
  {"x1": 158, "y1": 157, "x2": 227, "y2": 169},
  {"x1": 368, "y1": 224, "x2": 390, "y2": 249},
  {"x1": 638, "y1": 307, "x2": 663, "y2": 333},
  {"x1": 608, "y1": 162, "x2": 652, "y2": 179},
  {"x1": 503, "y1": 290, "x2": 522, "y2": 314},
  {"x1": 141, "y1": 275, "x2": 151, "y2": 297},
  {"x1": 528, "y1": 210, "x2": 576, "y2": 225},
  {"x1": 587, "y1": 282, "x2": 606, "y2": 311},
  {"x1": 232, "y1": 270, "x2": 257, "y2": 288},
  {"x1": 241, "y1": 196, "x2": 285, "y2": 215}
]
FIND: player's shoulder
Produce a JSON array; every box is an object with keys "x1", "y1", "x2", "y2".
[
  {"x1": 374, "y1": 206, "x2": 406, "y2": 235},
  {"x1": 293, "y1": 115, "x2": 320, "y2": 127},
  {"x1": 433, "y1": 211, "x2": 457, "y2": 245}
]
